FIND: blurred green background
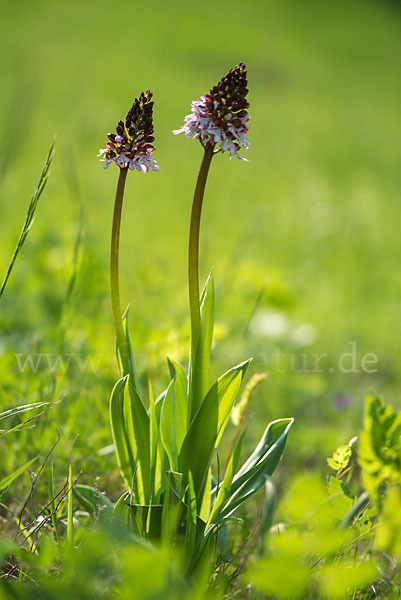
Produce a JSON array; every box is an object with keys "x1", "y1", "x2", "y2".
[{"x1": 1, "y1": 0, "x2": 401, "y2": 489}]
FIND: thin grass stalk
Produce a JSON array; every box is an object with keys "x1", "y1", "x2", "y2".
[
  {"x1": 48, "y1": 463, "x2": 60, "y2": 543},
  {"x1": 0, "y1": 142, "x2": 55, "y2": 299},
  {"x1": 67, "y1": 463, "x2": 73, "y2": 545}
]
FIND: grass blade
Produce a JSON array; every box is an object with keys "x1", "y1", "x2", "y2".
[
  {"x1": 0, "y1": 141, "x2": 55, "y2": 299},
  {"x1": 0, "y1": 456, "x2": 38, "y2": 490},
  {"x1": 48, "y1": 463, "x2": 59, "y2": 542},
  {"x1": 67, "y1": 463, "x2": 73, "y2": 545}
]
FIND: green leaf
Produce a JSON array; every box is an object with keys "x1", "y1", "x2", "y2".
[
  {"x1": 73, "y1": 484, "x2": 114, "y2": 519},
  {"x1": 67, "y1": 463, "x2": 73, "y2": 545},
  {"x1": 375, "y1": 486, "x2": 401, "y2": 558},
  {"x1": 184, "y1": 471, "x2": 197, "y2": 555},
  {"x1": 257, "y1": 477, "x2": 276, "y2": 556},
  {"x1": 110, "y1": 376, "x2": 134, "y2": 488},
  {"x1": 48, "y1": 463, "x2": 59, "y2": 542},
  {"x1": 0, "y1": 456, "x2": 38, "y2": 490},
  {"x1": 132, "y1": 503, "x2": 164, "y2": 539},
  {"x1": 124, "y1": 381, "x2": 151, "y2": 504},
  {"x1": 161, "y1": 472, "x2": 181, "y2": 544},
  {"x1": 215, "y1": 360, "x2": 252, "y2": 448},
  {"x1": 160, "y1": 359, "x2": 188, "y2": 472},
  {"x1": 326, "y1": 476, "x2": 355, "y2": 526},
  {"x1": 121, "y1": 307, "x2": 141, "y2": 395},
  {"x1": 115, "y1": 307, "x2": 141, "y2": 396},
  {"x1": 180, "y1": 359, "x2": 251, "y2": 500},
  {"x1": 199, "y1": 467, "x2": 212, "y2": 523},
  {"x1": 234, "y1": 418, "x2": 293, "y2": 485},
  {"x1": 214, "y1": 418, "x2": 293, "y2": 523},
  {"x1": 113, "y1": 491, "x2": 135, "y2": 528},
  {"x1": 0, "y1": 487, "x2": 9, "y2": 503},
  {"x1": 167, "y1": 356, "x2": 189, "y2": 442},
  {"x1": 327, "y1": 445, "x2": 352, "y2": 471},
  {"x1": 0, "y1": 401, "x2": 50, "y2": 423},
  {"x1": 189, "y1": 270, "x2": 215, "y2": 419},
  {"x1": 110, "y1": 375, "x2": 150, "y2": 503},
  {"x1": 339, "y1": 491, "x2": 370, "y2": 529},
  {"x1": 160, "y1": 380, "x2": 179, "y2": 471},
  {"x1": 207, "y1": 432, "x2": 244, "y2": 528},
  {"x1": 149, "y1": 380, "x2": 164, "y2": 504},
  {"x1": 358, "y1": 394, "x2": 401, "y2": 501}
]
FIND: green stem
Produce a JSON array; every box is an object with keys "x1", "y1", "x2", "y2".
[
  {"x1": 110, "y1": 167, "x2": 129, "y2": 374},
  {"x1": 188, "y1": 146, "x2": 214, "y2": 349}
]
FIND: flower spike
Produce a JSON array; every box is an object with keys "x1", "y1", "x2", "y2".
[
  {"x1": 173, "y1": 62, "x2": 250, "y2": 160},
  {"x1": 98, "y1": 91, "x2": 159, "y2": 173}
]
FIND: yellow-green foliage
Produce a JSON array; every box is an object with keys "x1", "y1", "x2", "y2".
[
  {"x1": 327, "y1": 444, "x2": 352, "y2": 472},
  {"x1": 249, "y1": 474, "x2": 377, "y2": 599},
  {"x1": 376, "y1": 486, "x2": 401, "y2": 560},
  {"x1": 358, "y1": 395, "x2": 401, "y2": 501}
]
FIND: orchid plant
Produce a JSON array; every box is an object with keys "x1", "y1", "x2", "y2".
[{"x1": 96, "y1": 64, "x2": 293, "y2": 574}]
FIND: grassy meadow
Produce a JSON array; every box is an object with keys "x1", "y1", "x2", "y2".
[{"x1": 1, "y1": 0, "x2": 401, "y2": 597}]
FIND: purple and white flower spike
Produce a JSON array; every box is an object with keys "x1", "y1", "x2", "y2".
[
  {"x1": 174, "y1": 63, "x2": 250, "y2": 160},
  {"x1": 98, "y1": 91, "x2": 159, "y2": 173}
]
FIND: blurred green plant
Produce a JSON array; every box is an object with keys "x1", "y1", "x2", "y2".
[
  {"x1": 358, "y1": 394, "x2": 401, "y2": 503},
  {"x1": 247, "y1": 393, "x2": 401, "y2": 599},
  {"x1": 0, "y1": 523, "x2": 210, "y2": 600}
]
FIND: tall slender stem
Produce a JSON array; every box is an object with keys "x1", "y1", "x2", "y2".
[
  {"x1": 188, "y1": 146, "x2": 214, "y2": 349},
  {"x1": 110, "y1": 167, "x2": 129, "y2": 374}
]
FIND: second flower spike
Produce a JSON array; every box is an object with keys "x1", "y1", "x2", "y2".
[
  {"x1": 98, "y1": 91, "x2": 160, "y2": 173},
  {"x1": 174, "y1": 63, "x2": 250, "y2": 160}
]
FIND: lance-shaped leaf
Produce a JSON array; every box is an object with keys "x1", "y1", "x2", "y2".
[
  {"x1": 149, "y1": 380, "x2": 164, "y2": 503},
  {"x1": 199, "y1": 467, "x2": 212, "y2": 522},
  {"x1": 110, "y1": 375, "x2": 150, "y2": 503},
  {"x1": 167, "y1": 356, "x2": 188, "y2": 452},
  {"x1": 124, "y1": 381, "x2": 151, "y2": 503},
  {"x1": 116, "y1": 307, "x2": 141, "y2": 397},
  {"x1": 210, "y1": 418, "x2": 293, "y2": 525},
  {"x1": 207, "y1": 432, "x2": 245, "y2": 528},
  {"x1": 185, "y1": 471, "x2": 198, "y2": 555},
  {"x1": 189, "y1": 270, "x2": 215, "y2": 419},
  {"x1": 180, "y1": 359, "x2": 251, "y2": 501},
  {"x1": 110, "y1": 376, "x2": 133, "y2": 488},
  {"x1": 160, "y1": 360, "x2": 188, "y2": 472}
]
